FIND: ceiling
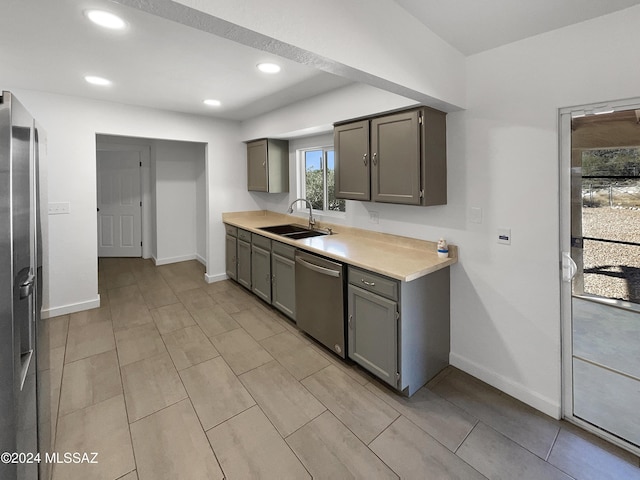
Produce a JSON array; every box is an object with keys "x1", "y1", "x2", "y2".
[
  {"x1": 0, "y1": 0, "x2": 352, "y2": 120},
  {"x1": 2, "y1": 0, "x2": 640, "y2": 121},
  {"x1": 394, "y1": 0, "x2": 640, "y2": 55}
]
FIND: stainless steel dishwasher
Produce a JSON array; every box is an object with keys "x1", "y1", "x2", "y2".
[{"x1": 295, "y1": 250, "x2": 346, "y2": 358}]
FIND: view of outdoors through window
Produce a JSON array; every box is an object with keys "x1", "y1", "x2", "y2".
[
  {"x1": 582, "y1": 147, "x2": 640, "y2": 303},
  {"x1": 304, "y1": 148, "x2": 345, "y2": 213}
]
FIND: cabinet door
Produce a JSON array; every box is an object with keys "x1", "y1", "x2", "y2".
[
  {"x1": 271, "y1": 252, "x2": 295, "y2": 320},
  {"x1": 247, "y1": 139, "x2": 268, "y2": 192},
  {"x1": 225, "y1": 234, "x2": 237, "y2": 281},
  {"x1": 371, "y1": 110, "x2": 421, "y2": 205},
  {"x1": 334, "y1": 120, "x2": 370, "y2": 200},
  {"x1": 348, "y1": 284, "x2": 398, "y2": 387},
  {"x1": 237, "y1": 239, "x2": 252, "y2": 290},
  {"x1": 251, "y1": 245, "x2": 271, "y2": 303}
]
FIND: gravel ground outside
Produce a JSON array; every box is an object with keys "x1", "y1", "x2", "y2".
[{"x1": 582, "y1": 206, "x2": 640, "y2": 303}]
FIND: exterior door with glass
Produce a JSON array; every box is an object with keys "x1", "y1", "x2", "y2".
[{"x1": 561, "y1": 103, "x2": 640, "y2": 452}]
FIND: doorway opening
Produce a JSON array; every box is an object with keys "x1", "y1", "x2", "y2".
[
  {"x1": 95, "y1": 135, "x2": 207, "y2": 266},
  {"x1": 560, "y1": 102, "x2": 640, "y2": 455}
]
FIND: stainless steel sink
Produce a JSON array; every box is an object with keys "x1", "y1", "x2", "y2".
[{"x1": 258, "y1": 224, "x2": 329, "y2": 240}]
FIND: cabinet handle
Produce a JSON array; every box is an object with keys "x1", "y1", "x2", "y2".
[
  {"x1": 361, "y1": 279, "x2": 376, "y2": 287},
  {"x1": 372, "y1": 152, "x2": 377, "y2": 165},
  {"x1": 362, "y1": 153, "x2": 368, "y2": 166},
  {"x1": 348, "y1": 314, "x2": 353, "y2": 329}
]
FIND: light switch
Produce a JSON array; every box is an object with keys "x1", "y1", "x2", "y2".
[
  {"x1": 48, "y1": 202, "x2": 70, "y2": 215},
  {"x1": 497, "y1": 227, "x2": 511, "y2": 245},
  {"x1": 469, "y1": 207, "x2": 483, "y2": 224}
]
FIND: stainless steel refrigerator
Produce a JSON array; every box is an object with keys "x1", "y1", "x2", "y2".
[{"x1": 0, "y1": 91, "x2": 49, "y2": 480}]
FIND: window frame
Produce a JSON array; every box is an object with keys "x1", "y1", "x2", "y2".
[{"x1": 297, "y1": 145, "x2": 346, "y2": 217}]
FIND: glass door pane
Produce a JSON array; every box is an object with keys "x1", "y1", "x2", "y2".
[{"x1": 570, "y1": 109, "x2": 640, "y2": 448}]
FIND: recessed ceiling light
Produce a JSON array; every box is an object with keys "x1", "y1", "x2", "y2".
[
  {"x1": 257, "y1": 63, "x2": 281, "y2": 74},
  {"x1": 85, "y1": 75, "x2": 112, "y2": 86},
  {"x1": 203, "y1": 99, "x2": 221, "y2": 107},
  {"x1": 85, "y1": 10, "x2": 127, "y2": 30}
]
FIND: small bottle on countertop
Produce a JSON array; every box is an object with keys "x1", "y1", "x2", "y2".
[{"x1": 437, "y1": 238, "x2": 449, "y2": 258}]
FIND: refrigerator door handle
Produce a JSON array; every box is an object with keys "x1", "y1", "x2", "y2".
[{"x1": 19, "y1": 273, "x2": 35, "y2": 299}]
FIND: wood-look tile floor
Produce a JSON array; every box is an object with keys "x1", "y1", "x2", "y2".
[{"x1": 48, "y1": 258, "x2": 640, "y2": 480}]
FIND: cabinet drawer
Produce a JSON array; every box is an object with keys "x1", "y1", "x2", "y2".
[
  {"x1": 252, "y1": 233, "x2": 271, "y2": 250},
  {"x1": 238, "y1": 228, "x2": 251, "y2": 242},
  {"x1": 225, "y1": 224, "x2": 237, "y2": 237},
  {"x1": 272, "y1": 241, "x2": 295, "y2": 260},
  {"x1": 348, "y1": 267, "x2": 398, "y2": 301}
]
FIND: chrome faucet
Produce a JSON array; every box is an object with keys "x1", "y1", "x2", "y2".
[{"x1": 287, "y1": 198, "x2": 315, "y2": 229}]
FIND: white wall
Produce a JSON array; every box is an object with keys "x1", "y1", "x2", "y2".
[
  {"x1": 240, "y1": 6, "x2": 640, "y2": 418},
  {"x1": 155, "y1": 140, "x2": 206, "y2": 265},
  {"x1": 241, "y1": 83, "x2": 416, "y2": 141},
  {"x1": 195, "y1": 153, "x2": 206, "y2": 263},
  {"x1": 448, "y1": 5, "x2": 640, "y2": 418},
  {"x1": 11, "y1": 90, "x2": 253, "y2": 317}
]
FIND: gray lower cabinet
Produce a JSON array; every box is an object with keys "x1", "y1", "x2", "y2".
[
  {"x1": 347, "y1": 265, "x2": 450, "y2": 396},
  {"x1": 251, "y1": 234, "x2": 272, "y2": 303},
  {"x1": 237, "y1": 229, "x2": 252, "y2": 290},
  {"x1": 348, "y1": 284, "x2": 398, "y2": 387},
  {"x1": 225, "y1": 224, "x2": 238, "y2": 281},
  {"x1": 271, "y1": 241, "x2": 296, "y2": 320},
  {"x1": 225, "y1": 234, "x2": 237, "y2": 281},
  {"x1": 225, "y1": 225, "x2": 296, "y2": 318}
]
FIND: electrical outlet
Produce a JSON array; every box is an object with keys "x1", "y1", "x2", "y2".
[
  {"x1": 48, "y1": 202, "x2": 70, "y2": 215},
  {"x1": 369, "y1": 211, "x2": 379, "y2": 224}
]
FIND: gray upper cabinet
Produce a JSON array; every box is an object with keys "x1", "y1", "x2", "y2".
[
  {"x1": 371, "y1": 110, "x2": 421, "y2": 205},
  {"x1": 247, "y1": 138, "x2": 289, "y2": 193},
  {"x1": 334, "y1": 106, "x2": 447, "y2": 206},
  {"x1": 334, "y1": 120, "x2": 370, "y2": 201}
]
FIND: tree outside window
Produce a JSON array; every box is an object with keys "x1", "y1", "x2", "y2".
[{"x1": 302, "y1": 148, "x2": 345, "y2": 213}]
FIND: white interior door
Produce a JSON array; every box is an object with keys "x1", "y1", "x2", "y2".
[{"x1": 97, "y1": 150, "x2": 142, "y2": 257}]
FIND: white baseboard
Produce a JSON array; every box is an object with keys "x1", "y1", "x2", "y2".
[
  {"x1": 205, "y1": 272, "x2": 228, "y2": 284},
  {"x1": 41, "y1": 295, "x2": 101, "y2": 319},
  {"x1": 195, "y1": 254, "x2": 206, "y2": 266},
  {"x1": 449, "y1": 352, "x2": 561, "y2": 419},
  {"x1": 154, "y1": 254, "x2": 196, "y2": 266}
]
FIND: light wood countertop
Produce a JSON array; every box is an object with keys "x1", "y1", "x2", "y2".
[{"x1": 222, "y1": 211, "x2": 457, "y2": 282}]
